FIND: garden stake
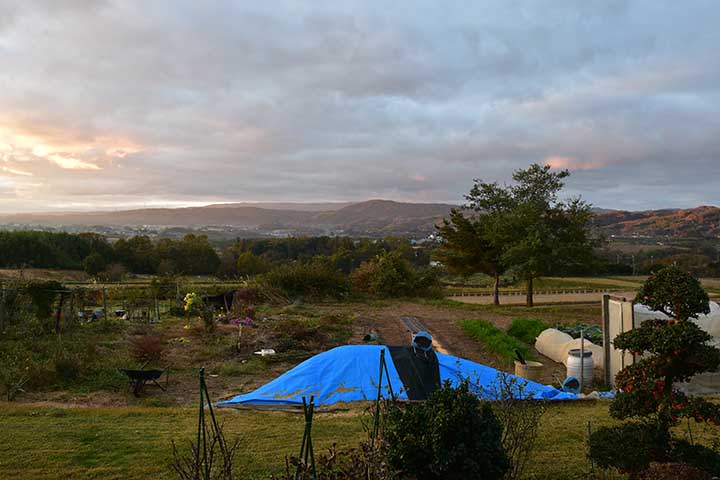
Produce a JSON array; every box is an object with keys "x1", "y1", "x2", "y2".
[
  {"x1": 371, "y1": 348, "x2": 395, "y2": 447},
  {"x1": 587, "y1": 420, "x2": 594, "y2": 473},
  {"x1": 296, "y1": 396, "x2": 317, "y2": 480}
]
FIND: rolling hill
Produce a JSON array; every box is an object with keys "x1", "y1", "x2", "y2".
[
  {"x1": 592, "y1": 206, "x2": 720, "y2": 238},
  {"x1": 0, "y1": 200, "x2": 457, "y2": 237},
  {"x1": 2, "y1": 202, "x2": 718, "y2": 238}
]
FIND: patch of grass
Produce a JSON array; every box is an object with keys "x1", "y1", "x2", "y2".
[
  {"x1": 507, "y1": 317, "x2": 548, "y2": 344},
  {"x1": 420, "y1": 298, "x2": 601, "y2": 325},
  {"x1": 3, "y1": 400, "x2": 720, "y2": 479},
  {"x1": 216, "y1": 357, "x2": 269, "y2": 376},
  {"x1": 459, "y1": 319, "x2": 529, "y2": 363}
]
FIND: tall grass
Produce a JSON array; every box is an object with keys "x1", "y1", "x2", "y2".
[{"x1": 459, "y1": 319, "x2": 529, "y2": 363}]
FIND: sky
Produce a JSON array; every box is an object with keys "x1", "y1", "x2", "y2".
[{"x1": 0, "y1": 0, "x2": 719, "y2": 213}]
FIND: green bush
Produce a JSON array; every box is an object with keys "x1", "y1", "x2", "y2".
[
  {"x1": 507, "y1": 317, "x2": 547, "y2": 344},
  {"x1": 53, "y1": 349, "x2": 82, "y2": 383},
  {"x1": 638, "y1": 462, "x2": 713, "y2": 480},
  {"x1": 351, "y1": 251, "x2": 441, "y2": 298},
  {"x1": 385, "y1": 380, "x2": 509, "y2": 479},
  {"x1": 260, "y1": 261, "x2": 349, "y2": 300},
  {"x1": 588, "y1": 422, "x2": 670, "y2": 474},
  {"x1": 670, "y1": 440, "x2": 720, "y2": 477},
  {"x1": 0, "y1": 342, "x2": 33, "y2": 401},
  {"x1": 460, "y1": 319, "x2": 529, "y2": 363},
  {"x1": 589, "y1": 268, "x2": 720, "y2": 477}
]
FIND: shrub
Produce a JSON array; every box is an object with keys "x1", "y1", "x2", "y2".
[
  {"x1": 280, "y1": 441, "x2": 391, "y2": 480},
  {"x1": 636, "y1": 265, "x2": 710, "y2": 321},
  {"x1": 488, "y1": 373, "x2": 546, "y2": 480},
  {"x1": 589, "y1": 266, "x2": 720, "y2": 477},
  {"x1": 351, "y1": 252, "x2": 441, "y2": 298},
  {"x1": 100, "y1": 263, "x2": 127, "y2": 282},
  {"x1": 0, "y1": 342, "x2": 33, "y2": 401},
  {"x1": 669, "y1": 440, "x2": 720, "y2": 477},
  {"x1": 260, "y1": 261, "x2": 349, "y2": 300},
  {"x1": 507, "y1": 317, "x2": 547, "y2": 344},
  {"x1": 385, "y1": 380, "x2": 509, "y2": 480},
  {"x1": 588, "y1": 421, "x2": 670, "y2": 474},
  {"x1": 638, "y1": 462, "x2": 713, "y2": 480},
  {"x1": 53, "y1": 349, "x2": 82, "y2": 383},
  {"x1": 459, "y1": 319, "x2": 529, "y2": 363},
  {"x1": 129, "y1": 331, "x2": 167, "y2": 365}
]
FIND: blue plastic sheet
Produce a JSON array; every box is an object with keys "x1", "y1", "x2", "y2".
[{"x1": 217, "y1": 345, "x2": 576, "y2": 407}]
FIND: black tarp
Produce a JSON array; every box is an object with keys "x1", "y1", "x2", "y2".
[{"x1": 388, "y1": 346, "x2": 441, "y2": 400}]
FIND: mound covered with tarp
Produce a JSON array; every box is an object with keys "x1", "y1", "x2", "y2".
[{"x1": 217, "y1": 345, "x2": 575, "y2": 407}]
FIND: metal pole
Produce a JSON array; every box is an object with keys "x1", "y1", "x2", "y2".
[{"x1": 580, "y1": 328, "x2": 585, "y2": 392}]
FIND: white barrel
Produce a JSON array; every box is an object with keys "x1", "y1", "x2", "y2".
[{"x1": 566, "y1": 349, "x2": 594, "y2": 386}]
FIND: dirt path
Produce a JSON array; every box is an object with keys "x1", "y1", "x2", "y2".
[{"x1": 340, "y1": 301, "x2": 598, "y2": 388}]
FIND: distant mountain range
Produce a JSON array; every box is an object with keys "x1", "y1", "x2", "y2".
[
  {"x1": 0, "y1": 200, "x2": 456, "y2": 237},
  {"x1": 1, "y1": 201, "x2": 718, "y2": 238},
  {"x1": 591, "y1": 206, "x2": 720, "y2": 238}
]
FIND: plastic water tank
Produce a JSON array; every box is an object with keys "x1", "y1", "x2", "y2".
[{"x1": 566, "y1": 349, "x2": 594, "y2": 386}]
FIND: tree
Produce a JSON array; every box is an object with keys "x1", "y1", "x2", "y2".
[
  {"x1": 441, "y1": 164, "x2": 596, "y2": 307},
  {"x1": 589, "y1": 267, "x2": 720, "y2": 477},
  {"x1": 502, "y1": 164, "x2": 595, "y2": 306},
  {"x1": 236, "y1": 252, "x2": 271, "y2": 277},
  {"x1": 436, "y1": 182, "x2": 512, "y2": 304},
  {"x1": 82, "y1": 252, "x2": 107, "y2": 278}
]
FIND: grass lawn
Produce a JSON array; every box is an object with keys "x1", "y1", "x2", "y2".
[{"x1": 1, "y1": 401, "x2": 717, "y2": 479}]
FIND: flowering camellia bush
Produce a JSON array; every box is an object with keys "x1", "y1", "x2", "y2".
[{"x1": 589, "y1": 267, "x2": 720, "y2": 478}]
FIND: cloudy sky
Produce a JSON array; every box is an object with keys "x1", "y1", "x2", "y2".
[{"x1": 0, "y1": 1, "x2": 719, "y2": 213}]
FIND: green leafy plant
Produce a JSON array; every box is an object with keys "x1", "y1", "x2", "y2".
[
  {"x1": 507, "y1": 317, "x2": 547, "y2": 344},
  {"x1": 385, "y1": 380, "x2": 509, "y2": 480},
  {"x1": 184, "y1": 292, "x2": 215, "y2": 333},
  {"x1": 0, "y1": 342, "x2": 33, "y2": 401},
  {"x1": 556, "y1": 323, "x2": 603, "y2": 345},
  {"x1": 460, "y1": 319, "x2": 529, "y2": 363}
]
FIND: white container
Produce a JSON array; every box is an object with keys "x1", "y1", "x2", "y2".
[
  {"x1": 254, "y1": 348, "x2": 276, "y2": 357},
  {"x1": 566, "y1": 349, "x2": 594, "y2": 386}
]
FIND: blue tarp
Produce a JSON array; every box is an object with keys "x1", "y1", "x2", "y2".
[{"x1": 217, "y1": 345, "x2": 576, "y2": 407}]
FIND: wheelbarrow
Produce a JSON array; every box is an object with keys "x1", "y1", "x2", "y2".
[{"x1": 120, "y1": 367, "x2": 170, "y2": 397}]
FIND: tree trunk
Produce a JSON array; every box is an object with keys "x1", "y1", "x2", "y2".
[
  {"x1": 526, "y1": 276, "x2": 534, "y2": 307},
  {"x1": 493, "y1": 272, "x2": 500, "y2": 306}
]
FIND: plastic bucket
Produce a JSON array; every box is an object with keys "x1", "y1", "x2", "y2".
[{"x1": 514, "y1": 360, "x2": 544, "y2": 383}]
